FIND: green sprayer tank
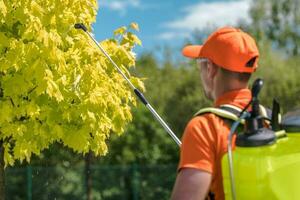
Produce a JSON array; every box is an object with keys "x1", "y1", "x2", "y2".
[
  {"x1": 221, "y1": 79, "x2": 300, "y2": 200},
  {"x1": 222, "y1": 132, "x2": 300, "y2": 200}
]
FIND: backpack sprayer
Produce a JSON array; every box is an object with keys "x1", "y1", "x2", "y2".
[
  {"x1": 222, "y1": 79, "x2": 300, "y2": 200},
  {"x1": 225, "y1": 79, "x2": 276, "y2": 200},
  {"x1": 74, "y1": 23, "x2": 181, "y2": 147},
  {"x1": 194, "y1": 78, "x2": 300, "y2": 199}
]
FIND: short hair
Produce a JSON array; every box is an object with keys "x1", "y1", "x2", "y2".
[{"x1": 212, "y1": 62, "x2": 251, "y2": 82}]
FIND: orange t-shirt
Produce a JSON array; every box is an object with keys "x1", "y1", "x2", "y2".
[{"x1": 178, "y1": 89, "x2": 252, "y2": 200}]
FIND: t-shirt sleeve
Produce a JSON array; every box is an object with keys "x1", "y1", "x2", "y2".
[{"x1": 178, "y1": 115, "x2": 216, "y2": 174}]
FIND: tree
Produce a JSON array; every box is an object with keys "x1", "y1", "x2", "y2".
[
  {"x1": 0, "y1": 0, "x2": 143, "y2": 198},
  {"x1": 100, "y1": 52, "x2": 181, "y2": 165},
  {"x1": 252, "y1": 40, "x2": 300, "y2": 112},
  {"x1": 249, "y1": 0, "x2": 300, "y2": 55},
  {"x1": 245, "y1": 0, "x2": 300, "y2": 111}
]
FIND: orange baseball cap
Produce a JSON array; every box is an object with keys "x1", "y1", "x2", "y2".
[{"x1": 182, "y1": 27, "x2": 259, "y2": 73}]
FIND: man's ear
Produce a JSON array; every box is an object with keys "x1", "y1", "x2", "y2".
[{"x1": 207, "y1": 61, "x2": 218, "y2": 79}]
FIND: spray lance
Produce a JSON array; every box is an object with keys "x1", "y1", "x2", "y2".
[{"x1": 74, "y1": 23, "x2": 182, "y2": 147}]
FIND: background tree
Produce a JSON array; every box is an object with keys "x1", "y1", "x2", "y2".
[
  {"x1": 246, "y1": 0, "x2": 300, "y2": 111},
  {"x1": 0, "y1": 0, "x2": 143, "y2": 199},
  {"x1": 249, "y1": 0, "x2": 300, "y2": 55},
  {"x1": 252, "y1": 40, "x2": 300, "y2": 112}
]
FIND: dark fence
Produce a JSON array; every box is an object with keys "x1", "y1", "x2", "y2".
[{"x1": 5, "y1": 164, "x2": 177, "y2": 200}]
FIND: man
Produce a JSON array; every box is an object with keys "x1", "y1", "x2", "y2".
[{"x1": 171, "y1": 27, "x2": 259, "y2": 200}]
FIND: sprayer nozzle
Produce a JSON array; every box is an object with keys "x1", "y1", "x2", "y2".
[{"x1": 74, "y1": 23, "x2": 88, "y2": 32}]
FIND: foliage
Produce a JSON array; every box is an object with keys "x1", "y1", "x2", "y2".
[
  {"x1": 5, "y1": 164, "x2": 177, "y2": 200},
  {"x1": 252, "y1": 40, "x2": 300, "y2": 112},
  {"x1": 100, "y1": 53, "x2": 182, "y2": 165},
  {"x1": 0, "y1": 0, "x2": 143, "y2": 166},
  {"x1": 99, "y1": 51, "x2": 211, "y2": 166},
  {"x1": 246, "y1": 0, "x2": 300, "y2": 111},
  {"x1": 249, "y1": 0, "x2": 300, "y2": 55}
]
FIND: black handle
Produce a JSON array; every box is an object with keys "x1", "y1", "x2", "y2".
[
  {"x1": 271, "y1": 99, "x2": 280, "y2": 131},
  {"x1": 134, "y1": 89, "x2": 148, "y2": 105},
  {"x1": 74, "y1": 23, "x2": 88, "y2": 32},
  {"x1": 251, "y1": 78, "x2": 263, "y2": 100}
]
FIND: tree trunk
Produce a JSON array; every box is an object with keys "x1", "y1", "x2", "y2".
[
  {"x1": 0, "y1": 141, "x2": 5, "y2": 200},
  {"x1": 85, "y1": 151, "x2": 92, "y2": 200}
]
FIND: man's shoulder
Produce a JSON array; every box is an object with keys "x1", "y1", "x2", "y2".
[
  {"x1": 184, "y1": 113, "x2": 225, "y2": 139},
  {"x1": 187, "y1": 112, "x2": 225, "y2": 128}
]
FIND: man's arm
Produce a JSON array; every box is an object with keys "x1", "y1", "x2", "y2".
[{"x1": 170, "y1": 168, "x2": 212, "y2": 200}]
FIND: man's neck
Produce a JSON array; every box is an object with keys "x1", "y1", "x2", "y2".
[{"x1": 214, "y1": 83, "x2": 249, "y2": 101}]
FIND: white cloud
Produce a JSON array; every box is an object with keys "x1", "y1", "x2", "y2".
[
  {"x1": 157, "y1": 32, "x2": 189, "y2": 40},
  {"x1": 159, "y1": 0, "x2": 251, "y2": 40},
  {"x1": 101, "y1": 0, "x2": 141, "y2": 14}
]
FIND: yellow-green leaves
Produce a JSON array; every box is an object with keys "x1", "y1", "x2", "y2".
[
  {"x1": 0, "y1": 0, "x2": 7, "y2": 18},
  {"x1": 0, "y1": 0, "x2": 143, "y2": 167},
  {"x1": 114, "y1": 26, "x2": 127, "y2": 36},
  {"x1": 130, "y1": 22, "x2": 139, "y2": 31},
  {"x1": 113, "y1": 23, "x2": 142, "y2": 50}
]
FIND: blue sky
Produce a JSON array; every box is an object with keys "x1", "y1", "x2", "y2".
[{"x1": 93, "y1": 0, "x2": 252, "y2": 59}]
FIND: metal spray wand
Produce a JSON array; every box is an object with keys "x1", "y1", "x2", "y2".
[{"x1": 74, "y1": 23, "x2": 181, "y2": 147}]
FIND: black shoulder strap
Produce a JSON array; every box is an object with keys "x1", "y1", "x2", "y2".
[
  {"x1": 194, "y1": 104, "x2": 244, "y2": 124},
  {"x1": 219, "y1": 104, "x2": 242, "y2": 117}
]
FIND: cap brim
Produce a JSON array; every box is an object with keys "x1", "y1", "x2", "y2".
[{"x1": 182, "y1": 45, "x2": 203, "y2": 58}]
